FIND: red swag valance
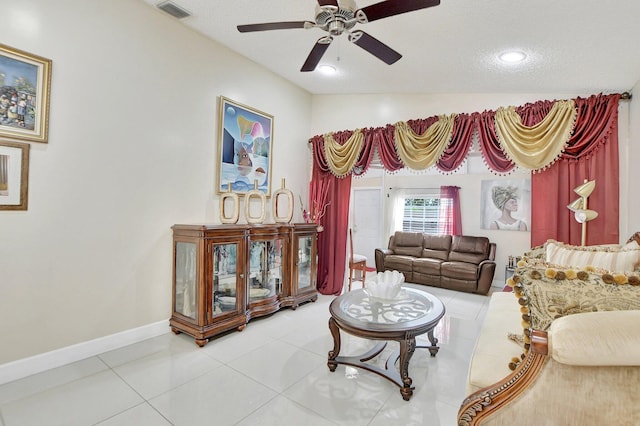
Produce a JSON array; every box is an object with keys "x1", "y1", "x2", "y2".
[{"x1": 309, "y1": 93, "x2": 622, "y2": 295}]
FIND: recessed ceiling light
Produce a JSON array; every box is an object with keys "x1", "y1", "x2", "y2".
[
  {"x1": 318, "y1": 64, "x2": 337, "y2": 75},
  {"x1": 499, "y1": 51, "x2": 526, "y2": 63}
]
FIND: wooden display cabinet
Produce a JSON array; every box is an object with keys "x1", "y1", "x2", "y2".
[
  {"x1": 284, "y1": 223, "x2": 318, "y2": 309},
  {"x1": 171, "y1": 224, "x2": 247, "y2": 347},
  {"x1": 246, "y1": 225, "x2": 289, "y2": 319},
  {"x1": 170, "y1": 223, "x2": 317, "y2": 346}
]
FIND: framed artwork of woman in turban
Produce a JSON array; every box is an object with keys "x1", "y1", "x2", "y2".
[{"x1": 481, "y1": 179, "x2": 531, "y2": 231}]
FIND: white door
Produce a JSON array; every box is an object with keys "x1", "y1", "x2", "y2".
[{"x1": 351, "y1": 188, "x2": 383, "y2": 269}]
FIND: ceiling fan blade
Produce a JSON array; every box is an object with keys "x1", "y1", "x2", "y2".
[
  {"x1": 349, "y1": 30, "x2": 401, "y2": 65},
  {"x1": 317, "y1": 0, "x2": 339, "y2": 8},
  {"x1": 358, "y1": 0, "x2": 440, "y2": 23},
  {"x1": 237, "y1": 21, "x2": 311, "y2": 33},
  {"x1": 301, "y1": 37, "x2": 333, "y2": 72}
]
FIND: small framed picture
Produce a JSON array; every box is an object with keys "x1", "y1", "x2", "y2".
[
  {"x1": 217, "y1": 96, "x2": 273, "y2": 197},
  {"x1": 0, "y1": 141, "x2": 30, "y2": 210},
  {"x1": 0, "y1": 44, "x2": 52, "y2": 143}
]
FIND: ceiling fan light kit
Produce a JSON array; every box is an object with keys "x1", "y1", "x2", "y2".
[
  {"x1": 237, "y1": 0, "x2": 440, "y2": 72},
  {"x1": 499, "y1": 50, "x2": 527, "y2": 63},
  {"x1": 318, "y1": 64, "x2": 337, "y2": 74}
]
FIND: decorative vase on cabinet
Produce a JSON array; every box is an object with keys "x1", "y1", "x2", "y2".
[{"x1": 170, "y1": 223, "x2": 317, "y2": 346}]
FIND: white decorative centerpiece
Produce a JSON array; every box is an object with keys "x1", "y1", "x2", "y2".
[{"x1": 365, "y1": 270, "x2": 405, "y2": 301}]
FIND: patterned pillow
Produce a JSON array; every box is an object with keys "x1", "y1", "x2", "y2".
[{"x1": 545, "y1": 240, "x2": 640, "y2": 273}]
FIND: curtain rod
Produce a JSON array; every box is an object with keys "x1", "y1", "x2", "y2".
[{"x1": 308, "y1": 92, "x2": 631, "y2": 143}]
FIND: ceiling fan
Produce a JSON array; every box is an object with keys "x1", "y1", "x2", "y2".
[{"x1": 237, "y1": 0, "x2": 440, "y2": 72}]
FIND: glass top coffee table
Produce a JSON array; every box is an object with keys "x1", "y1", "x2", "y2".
[{"x1": 328, "y1": 286, "x2": 445, "y2": 401}]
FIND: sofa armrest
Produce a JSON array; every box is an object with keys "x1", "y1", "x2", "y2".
[
  {"x1": 459, "y1": 327, "x2": 640, "y2": 426},
  {"x1": 475, "y1": 260, "x2": 496, "y2": 295},
  {"x1": 549, "y1": 310, "x2": 640, "y2": 366},
  {"x1": 488, "y1": 242, "x2": 496, "y2": 261},
  {"x1": 374, "y1": 248, "x2": 392, "y2": 273}
]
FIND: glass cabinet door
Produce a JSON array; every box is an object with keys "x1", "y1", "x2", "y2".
[
  {"x1": 297, "y1": 235, "x2": 312, "y2": 290},
  {"x1": 248, "y1": 238, "x2": 283, "y2": 303},
  {"x1": 175, "y1": 242, "x2": 196, "y2": 319},
  {"x1": 212, "y1": 242, "x2": 238, "y2": 315}
]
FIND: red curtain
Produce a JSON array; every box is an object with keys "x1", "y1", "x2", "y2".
[
  {"x1": 476, "y1": 110, "x2": 516, "y2": 174},
  {"x1": 531, "y1": 94, "x2": 620, "y2": 246},
  {"x1": 310, "y1": 133, "x2": 354, "y2": 295},
  {"x1": 437, "y1": 114, "x2": 475, "y2": 173},
  {"x1": 439, "y1": 186, "x2": 462, "y2": 235},
  {"x1": 369, "y1": 125, "x2": 404, "y2": 173}
]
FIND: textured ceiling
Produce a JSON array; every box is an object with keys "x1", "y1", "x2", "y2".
[{"x1": 141, "y1": 0, "x2": 640, "y2": 95}]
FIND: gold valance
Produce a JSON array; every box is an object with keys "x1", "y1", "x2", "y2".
[
  {"x1": 394, "y1": 114, "x2": 456, "y2": 170},
  {"x1": 495, "y1": 100, "x2": 577, "y2": 171},
  {"x1": 323, "y1": 129, "x2": 364, "y2": 177}
]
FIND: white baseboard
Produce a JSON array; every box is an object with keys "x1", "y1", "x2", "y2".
[{"x1": 0, "y1": 319, "x2": 170, "y2": 386}]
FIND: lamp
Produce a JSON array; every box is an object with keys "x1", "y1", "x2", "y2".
[
  {"x1": 573, "y1": 180, "x2": 596, "y2": 199},
  {"x1": 566, "y1": 198, "x2": 584, "y2": 212},
  {"x1": 566, "y1": 179, "x2": 598, "y2": 245}
]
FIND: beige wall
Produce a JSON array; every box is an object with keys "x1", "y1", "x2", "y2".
[{"x1": 0, "y1": 0, "x2": 312, "y2": 364}]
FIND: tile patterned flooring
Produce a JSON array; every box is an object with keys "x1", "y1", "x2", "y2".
[{"x1": 0, "y1": 284, "x2": 493, "y2": 425}]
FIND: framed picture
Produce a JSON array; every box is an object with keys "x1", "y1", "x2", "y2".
[
  {"x1": 0, "y1": 141, "x2": 30, "y2": 210},
  {"x1": 0, "y1": 44, "x2": 52, "y2": 143},
  {"x1": 480, "y1": 178, "x2": 531, "y2": 231},
  {"x1": 217, "y1": 96, "x2": 273, "y2": 197}
]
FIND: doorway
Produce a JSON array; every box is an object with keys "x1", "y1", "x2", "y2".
[{"x1": 350, "y1": 187, "x2": 384, "y2": 269}]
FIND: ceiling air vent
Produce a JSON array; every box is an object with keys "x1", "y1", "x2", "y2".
[{"x1": 156, "y1": 1, "x2": 191, "y2": 19}]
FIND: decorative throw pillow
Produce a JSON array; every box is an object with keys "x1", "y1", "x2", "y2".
[{"x1": 545, "y1": 240, "x2": 640, "y2": 273}]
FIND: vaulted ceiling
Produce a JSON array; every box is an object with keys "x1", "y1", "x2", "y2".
[{"x1": 141, "y1": 0, "x2": 640, "y2": 96}]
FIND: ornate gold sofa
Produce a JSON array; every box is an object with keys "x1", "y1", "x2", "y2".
[{"x1": 459, "y1": 241, "x2": 640, "y2": 425}]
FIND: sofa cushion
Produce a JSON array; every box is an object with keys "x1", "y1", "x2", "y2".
[
  {"x1": 466, "y1": 292, "x2": 523, "y2": 394},
  {"x1": 391, "y1": 231, "x2": 423, "y2": 257},
  {"x1": 545, "y1": 240, "x2": 640, "y2": 272},
  {"x1": 422, "y1": 234, "x2": 452, "y2": 261},
  {"x1": 384, "y1": 255, "x2": 414, "y2": 272},
  {"x1": 448, "y1": 236, "x2": 490, "y2": 265},
  {"x1": 549, "y1": 310, "x2": 640, "y2": 366},
  {"x1": 441, "y1": 261, "x2": 478, "y2": 280},
  {"x1": 413, "y1": 257, "x2": 444, "y2": 275},
  {"x1": 394, "y1": 246, "x2": 422, "y2": 257}
]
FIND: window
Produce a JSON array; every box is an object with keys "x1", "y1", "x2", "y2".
[
  {"x1": 390, "y1": 186, "x2": 461, "y2": 236},
  {"x1": 402, "y1": 195, "x2": 453, "y2": 235}
]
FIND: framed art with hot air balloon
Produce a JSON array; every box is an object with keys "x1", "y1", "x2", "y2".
[{"x1": 217, "y1": 96, "x2": 274, "y2": 197}]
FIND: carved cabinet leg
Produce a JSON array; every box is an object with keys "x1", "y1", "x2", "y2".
[{"x1": 327, "y1": 317, "x2": 341, "y2": 372}]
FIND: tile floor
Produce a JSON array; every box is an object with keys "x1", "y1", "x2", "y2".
[{"x1": 0, "y1": 284, "x2": 494, "y2": 426}]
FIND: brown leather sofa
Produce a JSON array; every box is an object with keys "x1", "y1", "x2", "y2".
[{"x1": 374, "y1": 232, "x2": 496, "y2": 295}]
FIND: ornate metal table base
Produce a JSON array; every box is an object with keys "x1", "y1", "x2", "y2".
[{"x1": 327, "y1": 288, "x2": 444, "y2": 401}]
